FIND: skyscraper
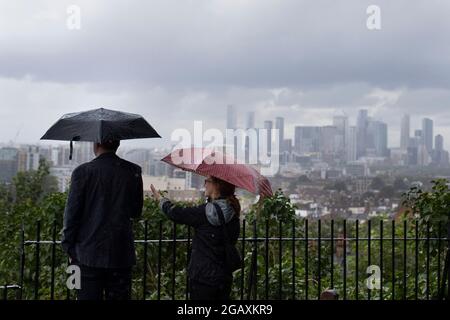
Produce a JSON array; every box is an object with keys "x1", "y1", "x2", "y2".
[
  {"x1": 226, "y1": 105, "x2": 237, "y2": 130},
  {"x1": 275, "y1": 117, "x2": 284, "y2": 153},
  {"x1": 263, "y1": 120, "x2": 273, "y2": 156},
  {"x1": 294, "y1": 126, "x2": 321, "y2": 154},
  {"x1": 74, "y1": 141, "x2": 94, "y2": 165},
  {"x1": 418, "y1": 144, "x2": 432, "y2": 166},
  {"x1": 365, "y1": 120, "x2": 388, "y2": 157},
  {"x1": 356, "y1": 109, "x2": 369, "y2": 159},
  {"x1": 373, "y1": 121, "x2": 388, "y2": 157},
  {"x1": 244, "y1": 112, "x2": 256, "y2": 162},
  {"x1": 414, "y1": 129, "x2": 423, "y2": 144},
  {"x1": 246, "y1": 111, "x2": 255, "y2": 129},
  {"x1": 123, "y1": 149, "x2": 151, "y2": 175},
  {"x1": 333, "y1": 114, "x2": 349, "y2": 163},
  {"x1": 432, "y1": 134, "x2": 445, "y2": 166},
  {"x1": 346, "y1": 126, "x2": 357, "y2": 162},
  {"x1": 25, "y1": 145, "x2": 40, "y2": 171},
  {"x1": 0, "y1": 147, "x2": 18, "y2": 183},
  {"x1": 422, "y1": 118, "x2": 433, "y2": 152},
  {"x1": 432, "y1": 134, "x2": 449, "y2": 167},
  {"x1": 435, "y1": 134, "x2": 444, "y2": 151},
  {"x1": 320, "y1": 126, "x2": 339, "y2": 156},
  {"x1": 400, "y1": 114, "x2": 410, "y2": 150},
  {"x1": 333, "y1": 114, "x2": 349, "y2": 149}
]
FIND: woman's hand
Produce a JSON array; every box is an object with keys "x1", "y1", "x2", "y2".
[{"x1": 150, "y1": 184, "x2": 161, "y2": 201}]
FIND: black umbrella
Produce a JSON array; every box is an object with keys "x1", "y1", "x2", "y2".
[{"x1": 41, "y1": 108, "x2": 161, "y2": 160}]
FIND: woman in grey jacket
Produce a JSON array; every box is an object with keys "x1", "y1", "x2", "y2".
[{"x1": 150, "y1": 175, "x2": 241, "y2": 300}]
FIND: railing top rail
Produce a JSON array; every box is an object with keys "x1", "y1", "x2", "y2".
[{"x1": 23, "y1": 236, "x2": 449, "y2": 245}]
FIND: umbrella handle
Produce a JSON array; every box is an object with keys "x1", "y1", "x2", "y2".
[
  {"x1": 69, "y1": 136, "x2": 81, "y2": 161},
  {"x1": 69, "y1": 139, "x2": 73, "y2": 161}
]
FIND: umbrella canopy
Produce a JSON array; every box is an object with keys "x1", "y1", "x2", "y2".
[
  {"x1": 161, "y1": 147, "x2": 273, "y2": 197},
  {"x1": 41, "y1": 107, "x2": 161, "y2": 159}
]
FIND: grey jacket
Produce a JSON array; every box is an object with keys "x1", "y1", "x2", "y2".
[{"x1": 159, "y1": 197, "x2": 240, "y2": 285}]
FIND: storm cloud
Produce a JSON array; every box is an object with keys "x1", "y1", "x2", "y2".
[{"x1": 1, "y1": 0, "x2": 450, "y2": 149}]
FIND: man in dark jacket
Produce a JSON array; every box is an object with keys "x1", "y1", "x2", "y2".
[{"x1": 62, "y1": 140, "x2": 143, "y2": 300}]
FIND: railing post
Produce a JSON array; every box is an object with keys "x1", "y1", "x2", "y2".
[
  {"x1": 305, "y1": 219, "x2": 308, "y2": 300},
  {"x1": 356, "y1": 220, "x2": 359, "y2": 300},
  {"x1": 317, "y1": 219, "x2": 321, "y2": 300},
  {"x1": 18, "y1": 225, "x2": 25, "y2": 300},
  {"x1": 246, "y1": 220, "x2": 257, "y2": 300},
  {"x1": 379, "y1": 220, "x2": 383, "y2": 300},
  {"x1": 368, "y1": 219, "x2": 371, "y2": 300},
  {"x1": 403, "y1": 220, "x2": 407, "y2": 300},
  {"x1": 142, "y1": 220, "x2": 148, "y2": 300},
  {"x1": 265, "y1": 219, "x2": 269, "y2": 300},
  {"x1": 34, "y1": 220, "x2": 41, "y2": 300},
  {"x1": 331, "y1": 219, "x2": 334, "y2": 290},
  {"x1": 392, "y1": 220, "x2": 395, "y2": 300},
  {"x1": 441, "y1": 222, "x2": 450, "y2": 300},
  {"x1": 426, "y1": 221, "x2": 430, "y2": 300},
  {"x1": 278, "y1": 219, "x2": 282, "y2": 300},
  {"x1": 343, "y1": 219, "x2": 347, "y2": 300},
  {"x1": 415, "y1": 220, "x2": 419, "y2": 300},
  {"x1": 240, "y1": 219, "x2": 246, "y2": 301},
  {"x1": 292, "y1": 218, "x2": 296, "y2": 300},
  {"x1": 248, "y1": 220, "x2": 258, "y2": 300},
  {"x1": 157, "y1": 220, "x2": 162, "y2": 301},
  {"x1": 171, "y1": 222, "x2": 176, "y2": 300},
  {"x1": 254, "y1": 220, "x2": 258, "y2": 300},
  {"x1": 447, "y1": 222, "x2": 450, "y2": 300},
  {"x1": 50, "y1": 220, "x2": 56, "y2": 300},
  {"x1": 185, "y1": 226, "x2": 191, "y2": 300}
]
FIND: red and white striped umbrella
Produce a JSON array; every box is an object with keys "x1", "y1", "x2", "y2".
[{"x1": 161, "y1": 147, "x2": 273, "y2": 197}]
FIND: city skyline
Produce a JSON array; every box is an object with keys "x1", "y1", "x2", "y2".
[
  {"x1": 226, "y1": 107, "x2": 448, "y2": 166},
  {"x1": 1, "y1": 108, "x2": 449, "y2": 152}
]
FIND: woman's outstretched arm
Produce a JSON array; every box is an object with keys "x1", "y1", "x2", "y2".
[
  {"x1": 159, "y1": 198, "x2": 206, "y2": 227},
  {"x1": 151, "y1": 184, "x2": 206, "y2": 227}
]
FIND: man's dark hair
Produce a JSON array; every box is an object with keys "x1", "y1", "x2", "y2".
[{"x1": 99, "y1": 140, "x2": 120, "y2": 152}]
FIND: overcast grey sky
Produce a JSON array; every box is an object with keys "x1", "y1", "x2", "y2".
[{"x1": 1, "y1": 0, "x2": 450, "y2": 150}]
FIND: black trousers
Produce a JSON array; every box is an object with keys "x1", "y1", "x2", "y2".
[
  {"x1": 77, "y1": 265, "x2": 132, "y2": 300},
  {"x1": 189, "y1": 279, "x2": 232, "y2": 300}
]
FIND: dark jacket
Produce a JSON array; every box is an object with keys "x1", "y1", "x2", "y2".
[
  {"x1": 159, "y1": 197, "x2": 240, "y2": 286},
  {"x1": 62, "y1": 152, "x2": 143, "y2": 268}
]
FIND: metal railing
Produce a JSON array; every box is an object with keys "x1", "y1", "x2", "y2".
[{"x1": 5, "y1": 218, "x2": 450, "y2": 300}]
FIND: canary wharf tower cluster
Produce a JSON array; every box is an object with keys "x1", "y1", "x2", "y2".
[{"x1": 226, "y1": 105, "x2": 449, "y2": 172}]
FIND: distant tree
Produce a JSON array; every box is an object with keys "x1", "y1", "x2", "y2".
[
  {"x1": 403, "y1": 178, "x2": 449, "y2": 231},
  {"x1": 402, "y1": 179, "x2": 449, "y2": 299},
  {"x1": 12, "y1": 159, "x2": 57, "y2": 205},
  {"x1": 0, "y1": 184, "x2": 12, "y2": 211}
]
